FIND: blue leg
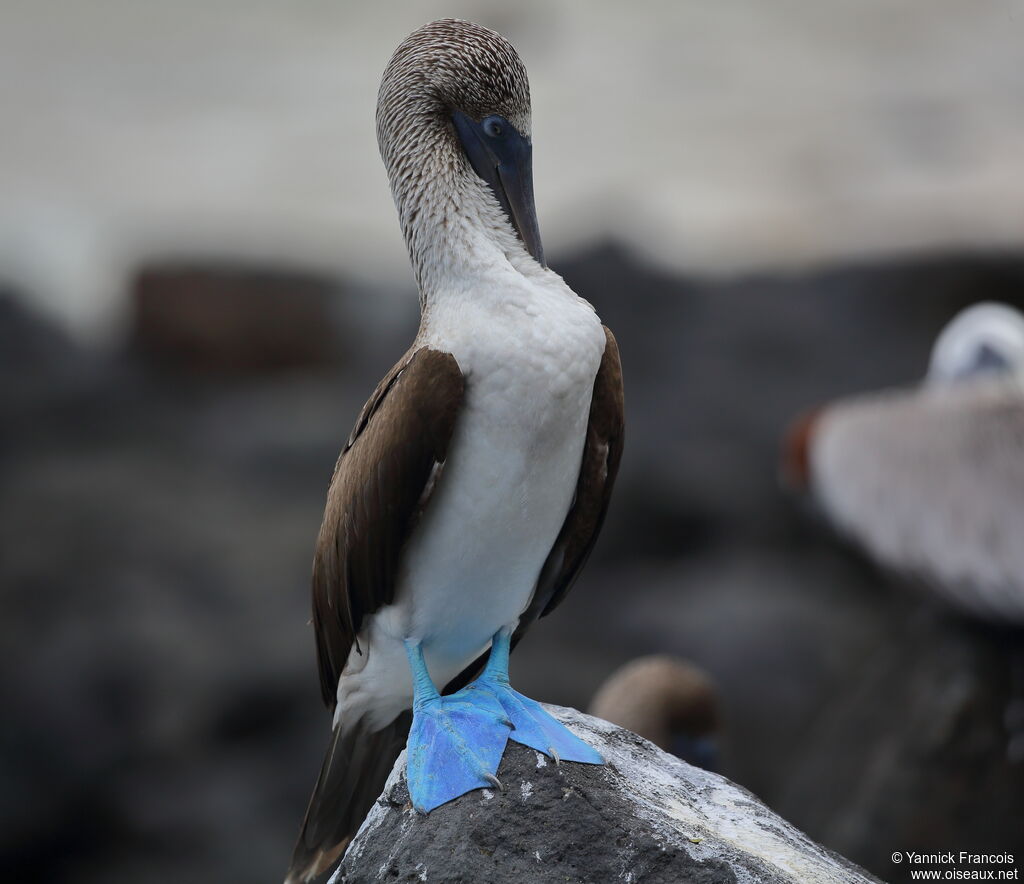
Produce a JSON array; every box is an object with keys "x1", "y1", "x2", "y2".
[
  {"x1": 470, "y1": 628, "x2": 603, "y2": 765},
  {"x1": 403, "y1": 640, "x2": 512, "y2": 813}
]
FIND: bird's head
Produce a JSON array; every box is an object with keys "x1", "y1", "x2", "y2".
[
  {"x1": 376, "y1": 19, "x2": 544, "y2": 289},
  {"x1": 927, "y1": 301, "x2": 1024, "y2": 387},
  {"x1": 590, "y1": 656, "x2": 721, "y2": 771}
]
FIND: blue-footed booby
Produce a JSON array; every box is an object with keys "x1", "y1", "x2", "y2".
[
  {"x1": 784, "y1": 301, "x2": 1024, "y2": 623},
  {"x1": 285, "y1": 19, "x2": 624, "y2": 883}
]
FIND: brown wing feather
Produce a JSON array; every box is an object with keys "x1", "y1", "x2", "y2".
[
  {"x1": 312, "y1": 347, "x2": 465, "y2": 708},
  {"x1": 443, "y1": 325, "x2": 624, "y2": 693}
]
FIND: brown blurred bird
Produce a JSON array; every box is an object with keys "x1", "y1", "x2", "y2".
[
  {"x1": 784, "y1": 302, "x2": 1024, "y2": 623},
  {"x1": 589, "y1": 656, "x2": 719, "y2": 770}
]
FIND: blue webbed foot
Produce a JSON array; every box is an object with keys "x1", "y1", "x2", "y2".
[
  {"x1": 473, "y1": 629, "x2": 604, "y2": 765},
  {"x1": 404, "y1": 641, "x2": 513, "y2": 813},
  {"x1": 482, "y1": 682, "x2": 604, "y2": 763}
]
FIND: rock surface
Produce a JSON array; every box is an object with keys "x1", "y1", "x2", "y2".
[{"x1": 332, "y1": 708, "x2": 879, "y2": 884}]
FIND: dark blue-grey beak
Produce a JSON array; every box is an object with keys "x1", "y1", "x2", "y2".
[
  {"x1": 452, "y1": 110, "x2": 545, "y2": 267},
  {"x1": 960, "y1": 341, "x2": 1013, "y2": 380}
]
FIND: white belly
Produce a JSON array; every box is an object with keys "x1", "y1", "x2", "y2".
[
  {"x1": 403, "y1": 360, "x2": 594, "y2": 663},
  {"x1": 335, "y1": 272, "x2": 606, "y2": 729}
]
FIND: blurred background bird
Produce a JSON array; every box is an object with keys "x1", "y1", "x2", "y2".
[
  {"x1": 589, "y1": 656, "x2": 719, "y2": 771},
  {"x1": 3, "y1": 3, "x2": 1024, "y2": 883},
  {"x1": 785, "y1": 302, "x2": 1024, "y2": 622},
  {"x1": 927, "y1": 302, "x2": 1024, "y2": 387}
]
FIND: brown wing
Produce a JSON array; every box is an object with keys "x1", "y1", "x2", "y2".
[
  {"x1": 312, "y1": 347, "x2": 465, "y2": 708},
  {"x1": 443, "y1": 325, "x2": 624, "y2": 693}
]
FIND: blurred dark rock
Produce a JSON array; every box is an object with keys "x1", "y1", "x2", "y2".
[
  {"x1": 0, "y1": 289, "x2": 97, "y2": 411},
  {"x1": 334, "y1": 707, "x2": 878, "y2": 884},
  {"x1": 129, "y1": 263, "x2": 345, "y2": 373},
  {"x1": 0, "y1": 289, "x2": 80, "y2": 380},
  {"x1": 776, "y1": 611, "x2": 1024, "y2": 875},
  {"x1": 3, "y1": 245, "x2": 1024, "y2": 884}
]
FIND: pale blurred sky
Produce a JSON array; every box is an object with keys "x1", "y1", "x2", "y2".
[{"x1": 1, "y1": 0, "x2": 1023, "y2": 338}]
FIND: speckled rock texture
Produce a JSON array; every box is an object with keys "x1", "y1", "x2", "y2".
[{"x1": 331, "y1": 707, "x2": 880, "y2": 884}]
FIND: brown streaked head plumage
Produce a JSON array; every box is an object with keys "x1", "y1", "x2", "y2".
[
  {"x1": 375, "y1": 20, "x2": 535, "y2": 292},
  {"x1": 376, "y1": 19, "x2": 531, "y2": 166}
]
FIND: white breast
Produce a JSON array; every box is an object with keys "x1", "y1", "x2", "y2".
[
  {"x1": 335, "y1": 265, "x2": 606, "y2": 729},
  {"x1": 408, "y1": 270, "x2": 605, "y2": 663}
]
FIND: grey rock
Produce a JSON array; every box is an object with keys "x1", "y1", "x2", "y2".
[
  {"x1": 776, "y1": 609, "x2": 1024, "y2": 876},
  {"x1": 332, "y1": 707, "x2": 880, "y2": 884}
]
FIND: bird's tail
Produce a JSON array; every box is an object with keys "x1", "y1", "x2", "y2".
[{"x1": 284, "y1": 711, "x2": 412, "y2": 884}]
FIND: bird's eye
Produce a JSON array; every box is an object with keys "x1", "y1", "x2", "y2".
[{"x1": 482, "y1": 117, "x2": 504, "y2": 138}]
